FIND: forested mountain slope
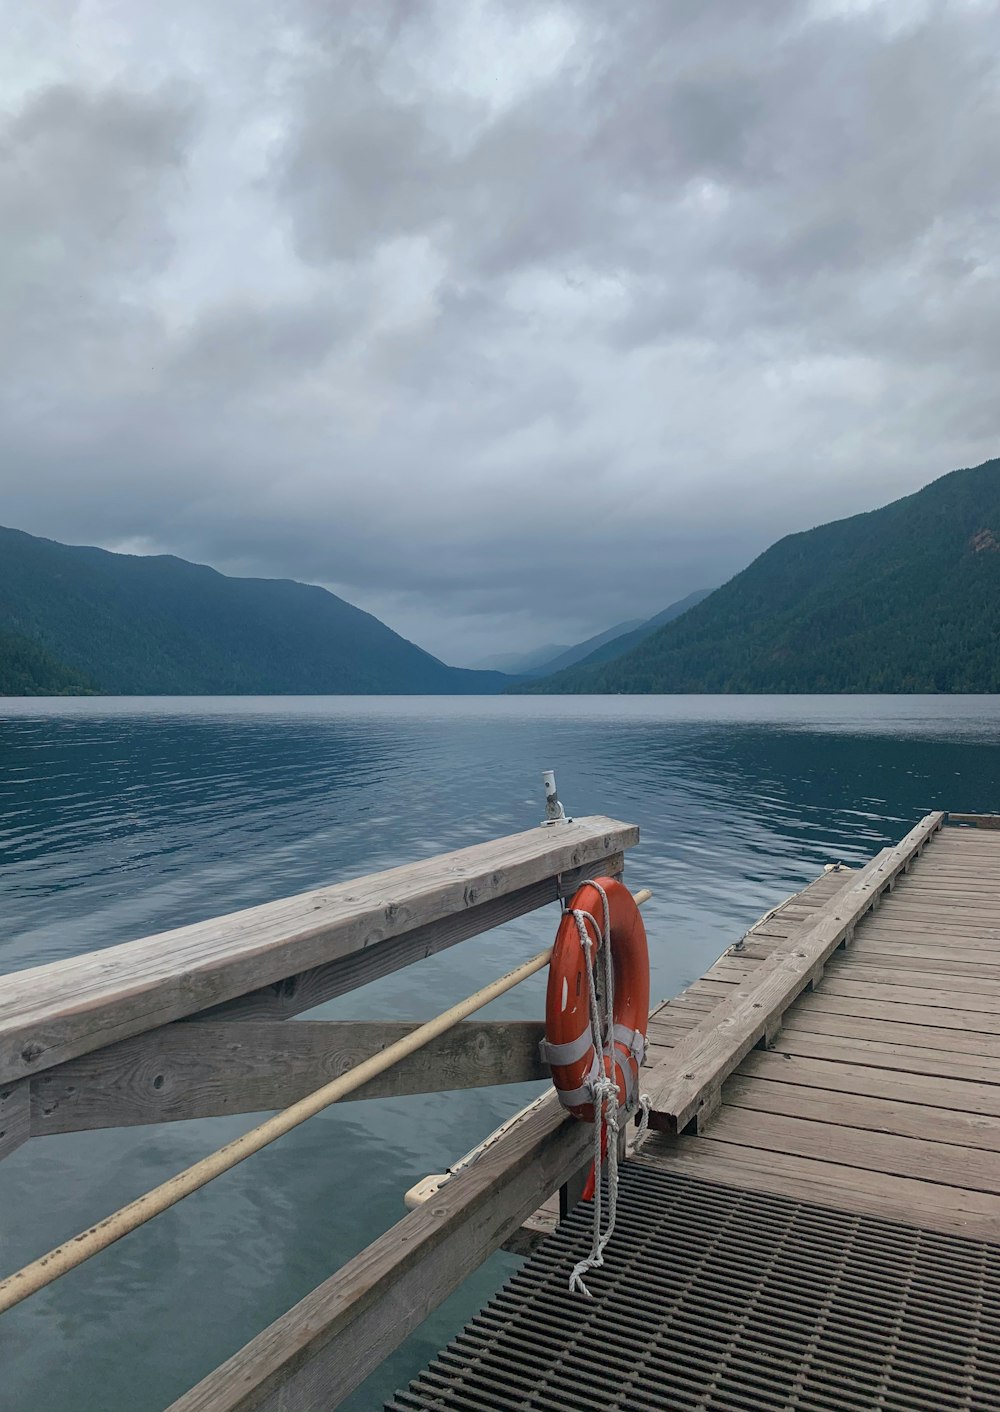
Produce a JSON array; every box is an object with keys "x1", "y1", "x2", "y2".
[
  {"x1": 0, "y1": 527, "x2": 508, "y2": 695},
  {"x1": 524, "y1": 459, "x2": 1000, "y2": 693}
]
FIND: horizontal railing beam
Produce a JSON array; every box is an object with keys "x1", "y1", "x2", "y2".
[
  {"x1": 200, "y1": 853, "x2": 623, "y2": 1023},
  {"x1": 0, "y1": 816, "x2": 637, "y2": 1086},
  {"x1": 30, "y1": 1019, "x2": 548, "y2": 1134}
]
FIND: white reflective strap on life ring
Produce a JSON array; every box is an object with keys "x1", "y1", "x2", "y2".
[
  {"x1": 613, "y1": 1022, "x2": 648, "y2": 1068},
  {"x1": 553, "y1": 1049, "x2": 604, "y2": 1110},
  {"x1": 538, "y1": 1026, "x2": 594, "y2": 1068},
  {"x1": 616, "y1": 1049, "x2": 639, "y2": 1109}
]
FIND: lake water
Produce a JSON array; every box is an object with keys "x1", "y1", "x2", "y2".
[{"x1": 3, "y1": 694, "x2": 1000, "y2": 1410}]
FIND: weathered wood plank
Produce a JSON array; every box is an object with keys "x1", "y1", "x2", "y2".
[
  {"x1": 725, "y1": 1074, "x2": 1000, "y2": 1151},
  {"x1": 29, "y1": 1020, "x2": 549, "y2": 1135},
  {"x1": 0, "y1": 1078, "x2": 28, "y2": 1161},
  {"x1": 643, "y1": 813, "x2": 945, "y2": 1132},
  {"x1": 633, "y1": 1136, "x2": 1000, "y2": 1241},
  {"x1": 773, "y1": 1026, "x2": 1000, "y2": 1084},
  {"x1": 862, "y1": 894, "x2": 1000, "y2": 913},
  {"x1": 200, "y1": 852, "x2": 623, "y2": 1023},
  {"x1": 705, "y1": 956, "x2": 763, "y2": 977},
  {"x1": 835, "y1": 957, "x2": 1000, "y2": 992},
  {"x1": 857, "y1": 923, "x2": 1000, "y2": 945},
  {"x1": 702, "y1": 1104, "x2": 1000, "y2": 1193},
  {"x1": 167, "y1": 1092, "x2": 591, "y2": 1412},
  {"x1": 796, "y1": 990, "x2": 1000, "y2": 1035},
  {"x1": 783, "y1": 1008, "x2": 1000, "y2": 1057},
  {"x1": 739, "y1": 1049, "x2": 1000, "y2": 1112},
  {"x1": 847, "y1": 945, "x2": 1000, "y2": 978},
  {"x1": 0, "y1": 817, "x2": 637, "y2": 1085},
  {"x1": 821, "y1": 975, "x2": 1000, "y2": 1012},
  {"x1": 944, "y1": 814, "x2": 1000, "y2": 830},
  {"x1": 685, "y1": 979, "x2": 735, "y2": 998}
]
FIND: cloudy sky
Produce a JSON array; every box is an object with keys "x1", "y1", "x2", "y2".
[{"x1": 2, "y1": 1, "x2": 999, "y2": 664}]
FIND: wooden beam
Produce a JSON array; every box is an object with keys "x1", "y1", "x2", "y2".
[
  {"x1": 0, "y1": 1078, "x2": 28, "y2": 1161},
  {"x1": 167, "y1": 1092, "x2": 590, "y2": 1412},
  {"x1": 642, "y1": 812, "x2": 945, "y2": 1134},
  {"x1": 0, "y1": 816, "x2": 637, "y2": 1085},
  {"x1": 30, "y1": 1019, "x2": 548, "y2": 1134},
  {"x1": 200, "y1": 853, "x2": 623, "y2": 1023},
  {"x1": 947, "y1": 814, "x2": 1000, "y2": 830}
]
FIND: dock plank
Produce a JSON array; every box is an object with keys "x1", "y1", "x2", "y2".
[
  {"x1": 783, "y1": 1007, "x2": 1000, "y2": 1056},
  {"x1": 634, "y1": 1136, "x2": 1000, "y2": 1242},
  {"x1": 773, "y1": 1026, "x2": 1000, "y2": 1084},
  {"x1": 724, "y1": 1074, "x2": 1000, "y2": 1151},
  {"x1": 819, "y1": 976, "x2": 1000, "y2": 1012},
  {"x1": 700, "y1": 1105, "x2": 1000, "y2": 1193},
  {"x1": 796, "y1": 991, "x2": 1000, "y2": 1034},
  {"x1": 740, "y1": 1048, "x2": 1000, "y2": 1109}
]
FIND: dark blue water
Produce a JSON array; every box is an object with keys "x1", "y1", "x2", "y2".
[{"x1": 3, "y1": 694, "x2": 1000, "y2": 1410}]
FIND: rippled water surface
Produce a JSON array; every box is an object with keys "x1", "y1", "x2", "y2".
[{"x1": 3, "y1": 694, "x2": 1000, "y2": 1410}]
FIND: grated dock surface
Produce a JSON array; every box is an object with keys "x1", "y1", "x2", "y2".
[{"x1": 387, "y1": 1164, "x2": 1000, "y2": 1412}]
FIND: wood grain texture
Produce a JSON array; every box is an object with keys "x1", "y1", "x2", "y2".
[
  {"x1": 0, "y1": 1078, "x2": 28, "y2": 1161},
  {"x1": 857, "y1": 923, "x2": 1000, "y2": 945},
  {"x1": 633, "y1": 1136, "x2": 1000, "y2": 1241},
  {"x1": 820, "y1": 975, "x2": 1000, "y2": 1013},
  {"x1": 0, "y1": 817, "x2": 636, "y2": 1085},
  {"x1": 643, "y1": 814, "x2": 944, "y2": 1132},
  {"x1": 199, "y1": 853, "x2": 623, "y2": 1023},
  {"x1": 796, "y1": 990, "x2": 1000, "y2": 1035},
  {"x1": 773, "y1": 1026, "x2": 1000, "y2": 1084},
  {"x1": 724, "y1": 1074, "x2": 1000, "y2": 1151},
  {"x1": 847, "y1": 946, "x2": 1000, "y2": 978},
  {"x1": 835, "y1": 955, "x2": 1000, "y2": 990},
  {"x1": 744, "y1": 1045, "x2": 1000, "y2": 1103},
  {"x1": 29, "y1": 1019, "x2": 549, "y2": 1134},
  {"x1": 167, "y1": 1092, "x2": 591, "y2": 1412},
  {"x1": 702, "y1": 1104, "x2": 1000, "y2": 1192},
  {"x1": 783, "y1": 1007, "x2": 1000, "y2": 1057}
]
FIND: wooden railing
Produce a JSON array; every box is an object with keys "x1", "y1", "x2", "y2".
[{"x1": 0, "y1": 814, "x2": 639, "y2": 1409}]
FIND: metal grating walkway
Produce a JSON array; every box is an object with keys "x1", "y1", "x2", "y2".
[{"x1": 387, "y1": 1165, "x2": 1000, "y2": 1412}]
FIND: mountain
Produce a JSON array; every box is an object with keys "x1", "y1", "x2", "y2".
[
  {"x1": 0, "y1": 626, "x2": 96, "y2": 695},
  {"x1": 523, "y1": 458, "x2": 1000, "y2": 693},
  {"x1": 557, "y1": 590, "x2": 713, "y2": 672},
  {"x1": 524, "y1": 621, "x2": 645, "y2": 677},
  {"x1": 470, "y1": 643, "x2": 570, "y2": 674},
  {"x1": 0, "y1": 526, "x2": 510, "y2": 695}
]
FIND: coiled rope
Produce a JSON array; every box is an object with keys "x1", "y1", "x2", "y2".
[{"x1": 565, "y1": 882, "x2": 651, "y2": 1297}]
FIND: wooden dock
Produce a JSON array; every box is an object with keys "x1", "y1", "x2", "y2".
[
  {"x1": 391, "y1": 812, "x2": 1000, "y2": 1410},
  {"x1": 8, "y1": 809, "x2": 1000, "y2": 1409},
  {"x1": 638, "y1": 810, "x2": 1000, "y2": 1241}
]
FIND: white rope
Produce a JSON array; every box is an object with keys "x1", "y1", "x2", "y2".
[{"x1": 564, "y1": 881, "x2": 653, "y2": 1297}]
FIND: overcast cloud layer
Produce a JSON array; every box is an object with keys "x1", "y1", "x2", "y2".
[{"x1": 2, "y1": 1, "x2": 999, "y2": 663}]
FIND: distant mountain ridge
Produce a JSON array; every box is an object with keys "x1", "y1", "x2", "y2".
[
  {"x1": 523, "y1": 459, "x2": 1000, "y2": 693},
  {"x1": 556, "y1": 589, "x2": 713, "y2": 673},
  {"x1": 470, "y1": 642, "x2": 572, "y2": 674},
  {"x1": 0, "y1": 526, "x2": 509, "y2": 695},
  {"x1": 486, "y1": 594, "x2": 712, "y2": 681},
  {"x1": 522, "y1": 619, "x2": 645, "y2": 677}
]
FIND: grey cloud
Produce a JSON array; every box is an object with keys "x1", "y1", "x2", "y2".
[
  {"x1": 1, "y1": 0, "x2": 999, "y2": 664},
  {"x1": 0, "y1": 82, "x2": 196, "y2": 283}
]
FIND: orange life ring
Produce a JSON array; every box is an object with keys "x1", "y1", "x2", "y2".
[{"x1": 541, "y1": 877, "x2": 650, "y2": 1122}]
